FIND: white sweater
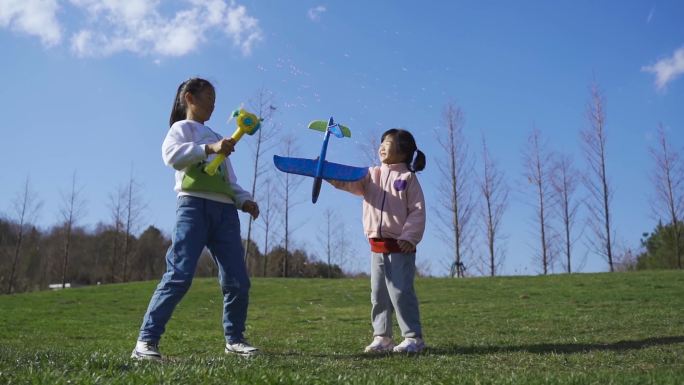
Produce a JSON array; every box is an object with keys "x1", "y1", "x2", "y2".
[{"x1": 161, "y1": 120, "x2": 252, "y2": 207}]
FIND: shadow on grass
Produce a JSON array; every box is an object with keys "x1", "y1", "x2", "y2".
[
  {"x1": 150, "y1": 336, "x2": 684, "y2": 361},
  {"x1": 428, "y1": 335, "x2": 684, "y2": 355}
]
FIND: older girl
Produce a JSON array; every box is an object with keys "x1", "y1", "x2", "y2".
[{"x1": 132, "y1": 78, "x2": 259, "y2": 360}]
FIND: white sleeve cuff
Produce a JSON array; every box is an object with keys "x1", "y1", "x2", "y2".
[{"x1": 197, "y1": 144, "x2": 208, "y2": 160}]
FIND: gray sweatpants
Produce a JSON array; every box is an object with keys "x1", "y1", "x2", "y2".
[{"x1": 370, "y1": 252, "x2": 422, "y2": 338}]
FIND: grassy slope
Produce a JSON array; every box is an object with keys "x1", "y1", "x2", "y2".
[{"x1": 0, "y1": 270, "x2": 682, "y2": 384}]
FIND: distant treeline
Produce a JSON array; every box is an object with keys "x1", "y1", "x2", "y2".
[
  {"x1": 0, "y1": 218, "x2": 345, "y2": 294},
  {"x1": 1, "y1": 216, "x2": 680, "y2": 294}
]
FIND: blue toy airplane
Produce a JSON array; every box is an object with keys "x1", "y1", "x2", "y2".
[{"x1": 273, "y1": 116, "x2": 368, "y2": 203}]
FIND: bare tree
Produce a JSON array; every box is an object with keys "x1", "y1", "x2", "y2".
[
  {"x1": 59, "y1": 172, "x2": 86, "y2": 289},
  {"x1": 333, "y1": 222, "x2": 355, "y2": 274},
  {"x1": 106, "y1": 185, "x2": 126, "y2": 282},
  {"x1": 258, "y1": 177, "x2": 279, "y2": 276},
  {"x1": 479, "y1": 136, "x2": 508, "y2": 276},
  {"x1": 581, "y1": 82, "x2": 615, "y2": 271},
  {"x1": 244, "y1": 89, "x2": 278, "y2": 270},
  {"x1": 316, "y1": 208, "x2": 354, "y2": 277},
  {"x1": 551, "y1": 154, "x2": 583, "y2": 273},
  {"x1": 121, "y1": 171, "x2": 145, "y2": 282},
  {"x1": 277, "y1": 135, "x2": 304, "y2": 277},
  {"x1": 523, "y1": 128, "x2": 555, "y2": 274},
  {"x1": 319, "y1": 208, "x2": 335, "y2": 278},
  {"x1": 650, "y1": 123, "x2": 684, "y2": 269},
  {"x1": 435, "y1": 103, "x2": 474, "y2": 277},
  {"x1": 6, "y1": 177, "x2": 42, "y2": 294}
]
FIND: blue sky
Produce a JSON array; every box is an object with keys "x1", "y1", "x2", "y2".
[{"x1": 1, "y1": 1, "x2": 683, "y2": 276}]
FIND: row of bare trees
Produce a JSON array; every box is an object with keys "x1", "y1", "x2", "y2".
[
  {"x1": 1, "y1": 171, "x2": 351, "y2": 295},
  {"x1": 435, "y1": 103, "x2": 509, "y2": 277},
  {"x1": 0, "y1": 220, "x2": 171, "y2": 294},
  {"x1": 436, "y1": 82, "x2": 683, "y2": 276},
  {"x1": 0, "y1": 215, "x2": 345, "y2": 294},
  {"x1": 2, "y1": 169, "x2": 148, "y2": 294}
]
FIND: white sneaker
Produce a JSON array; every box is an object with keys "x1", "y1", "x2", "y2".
[
  {"x1": 131, "y1": 340, "x2": 162, "y2": 361},
  {"x1": 393, "y1": 337, "x2": 425, "y2": 353},
  {"x1": 225, "y1": 340, "x2": 259, "y2": 356},
  {"x1": 364, "y1": 336, "x2": 395, "y2": 353}
]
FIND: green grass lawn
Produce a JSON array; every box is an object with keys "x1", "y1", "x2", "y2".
[{"x1": 1, "y1": 270, "x2": 682, "y2": 384}]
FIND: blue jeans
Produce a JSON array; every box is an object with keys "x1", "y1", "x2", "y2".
[{"x1": 137, "y1": 196, "x2": 250, "y2": 344}]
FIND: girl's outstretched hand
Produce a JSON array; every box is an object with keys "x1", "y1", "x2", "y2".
[
  {"x1": 397, "y1": 240, "x2": 416, "y2": 253},
  {"x1": 206, "y1": 138, "x2": 235, "y2": 156},
  {"x1": 242, "y1": 200, "x2": 260, "y2": 219}
]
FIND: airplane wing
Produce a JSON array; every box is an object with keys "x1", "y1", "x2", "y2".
[
  {"x1": 273, "y1": 156, "x2": 367, "y2": 182},
  {"x1": 273, "y1": 155, "x2": 318, "y2": 177},
  {"x1": 320, "y1": 160, "x2": 368, "y2": 181}
]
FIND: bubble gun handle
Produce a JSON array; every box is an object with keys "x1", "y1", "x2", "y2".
[{"x1": 204, "y1": 109, "x2": 262, "y2": 176}]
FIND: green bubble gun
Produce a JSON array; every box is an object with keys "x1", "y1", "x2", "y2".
[{"x1": 204, "y1": 108, "x2": 262, "y2": 176}]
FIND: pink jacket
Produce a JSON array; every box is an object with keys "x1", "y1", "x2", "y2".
[{"x1": 329, "y1": 163, "x2": 426, "y2": 247}]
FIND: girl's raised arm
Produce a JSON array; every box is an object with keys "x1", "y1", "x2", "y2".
[{"x1": 326, "y1": 171, "x2": 370, "y2": 196}]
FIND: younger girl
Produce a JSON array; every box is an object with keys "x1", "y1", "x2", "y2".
[
  {"x1": 328, "y1": 128, "x2": 427, "y2": 353},
  {"x1": 131, "y1": 78, "x2": 260, "y2": 360}
]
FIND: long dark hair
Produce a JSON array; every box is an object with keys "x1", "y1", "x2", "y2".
[
  {"x1": 169, "y1": 77, "x2": 214, "y2": 127},
  {"x1": 381, "y1": 128, "x2": 426, "y2": 172}
]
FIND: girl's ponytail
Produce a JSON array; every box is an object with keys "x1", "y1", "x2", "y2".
[
  {"x1": 411, "y1": 149, "x2": 426, "y2": 172},
  {"x1": 169, "y1": 81, "x2": 187, "y2": 127},
  {"x1": 168, "y1": 77, "x2": 214, "y2": 127}
]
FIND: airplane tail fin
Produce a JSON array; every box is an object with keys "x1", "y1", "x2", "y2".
[{"x1": 308, "y1": 120, "x2": 351, "y2": 138}]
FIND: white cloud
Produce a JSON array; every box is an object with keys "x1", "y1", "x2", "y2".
[
  {"x1": 642, "y1": 46, "x2": 684, "y2": 91},
  {"x1": 153, "y1": 10, "x2": 205, "y2": 57},
  {"x1": 0, "y1": 0, "x2": 262, "y2": 58},
  {"x1": 307, "y1": 5, "x2": 326, "y2": 22},
  {"x1": 70, "y1": 0, "x2": 157, "y2": 22},
  {"x1": 70, "y1": 29, "x2": 92, "y2": 54},
  {"x1": 0, "y1": 0, "x2": 62, "y2": 46},
  {"x1": 225, "y1": 3, "x2": 262, "y2": 55},
  {"x1": 70, "y1": 0, "x2": 262, "y2": 57},
  {"x1": 198, "y1": 0, "x2": 228, "y2": 25}
]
